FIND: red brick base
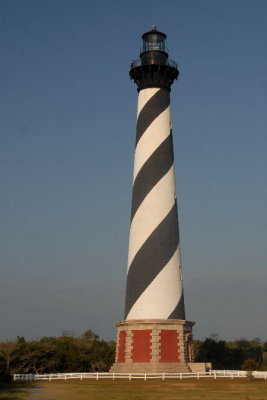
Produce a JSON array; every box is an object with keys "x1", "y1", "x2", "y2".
[
  {"x1": 132, "y1": 330, "x2": 151, "y2": 362},
  {"x1": 159, "y1": 330, "x2": 180, "y2": 362},
  {"x1": 117, "y1": 330, "x2": 126, "y2": 362},
  {"x1": 110, "y1": 319, "x2": 195, "y2": 373}
]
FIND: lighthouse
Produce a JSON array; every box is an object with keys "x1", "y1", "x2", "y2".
[{"x1": 111, "y1": 27, "x2": 196, "y2": 373}]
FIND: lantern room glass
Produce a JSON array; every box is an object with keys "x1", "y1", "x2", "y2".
[{"x1": 142, "y1": 32, "x2": 166, "y2": 53}]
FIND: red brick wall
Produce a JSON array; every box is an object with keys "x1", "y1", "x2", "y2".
[
  {"x1": 159, "y1": 330, "x2": 180, "y2": 362},
  {"x1": 131, "y1": 330, "x2": 151, "y2": 362},
  {"x1": 117, "y1": 330, "x2": 126, "y2": 362}
]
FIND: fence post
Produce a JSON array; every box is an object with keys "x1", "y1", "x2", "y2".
[
  {"x1": 96, "y1": 372, "x2": 99, "y2": 381},
  {"x1": 129, "y1": 373, "x2": 131, "y2": 381},
  {"x1": 113, "y1": 373, "x2": 115, "y2": 380},
  {"x1": 214, "y1": 370, "x2": 216, "y2": 379},
  {"x1": 162, "y1": 373, "x2": 165, "y2": 381},
  {"x1": 197, "y1": 372, "x2": 200, "y2": 380}
]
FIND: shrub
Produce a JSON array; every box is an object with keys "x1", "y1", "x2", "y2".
[{"x1": 241, "y1": 358, "x2": 259, "y2": 371}]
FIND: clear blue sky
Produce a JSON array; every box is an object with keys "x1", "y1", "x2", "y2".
[{"x1": 1, "y1": 0, "x2": 266, "y2": 342}]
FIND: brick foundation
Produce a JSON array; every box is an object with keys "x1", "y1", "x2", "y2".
[
  {"x1": 110, "y1": 319, "x2": 201, "y2": 373},
  {"x1": 117, "y1": 330, "x2": 126, "y2": 362},
  {"x1": 160, "y1": 330, "x2": 180, "y2": 362}
]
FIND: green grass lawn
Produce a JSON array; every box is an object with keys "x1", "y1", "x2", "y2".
[{"x1": 1, "y1": 378, "x2": 267, "y2": 400}]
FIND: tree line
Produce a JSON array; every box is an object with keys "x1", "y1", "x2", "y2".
[
  {"x1": 0, "y1": 330, "x2": 115, "y2": 383},
  {"x1": 194, "y1": 335, "x2": 267, "y2": 370},
  {"x1": 1, "y1": 331, "x2": 267, "y2": 384}
]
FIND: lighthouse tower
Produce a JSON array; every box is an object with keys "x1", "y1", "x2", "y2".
[{"x1": 111, "y1": 27, "x2": 195, "y2": 373}]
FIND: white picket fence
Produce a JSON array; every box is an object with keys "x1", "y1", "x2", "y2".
[{"x1": 13, "y1": 370, "x2": 267, "y2": 381}]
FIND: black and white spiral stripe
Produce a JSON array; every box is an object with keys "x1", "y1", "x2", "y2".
[{"x1": 124, "y1": 87, "x2": 185, "y2": 320}]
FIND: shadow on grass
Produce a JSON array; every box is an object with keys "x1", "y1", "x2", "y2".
[{"x1": 0, "y1": 382, "x2": 36, "y2": 399}]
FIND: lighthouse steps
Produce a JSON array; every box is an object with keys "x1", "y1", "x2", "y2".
[{"x1": 110, "y1": 362, "x2": 191, "y2": 373}]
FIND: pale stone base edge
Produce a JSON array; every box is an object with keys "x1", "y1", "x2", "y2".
[
  {"x1": 188, "y1": 362, "x2": 212, "y2": 372},
  {"x1": 110, "y1": 362, "x2": 211, "y2": 373},
  {"x1": 110, "y1": 362, "x2": 190, "y2": 373}
]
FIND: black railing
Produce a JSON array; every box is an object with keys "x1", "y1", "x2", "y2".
[{"x1": 130, "y1": 58, "x2": 178, "y2": 69}]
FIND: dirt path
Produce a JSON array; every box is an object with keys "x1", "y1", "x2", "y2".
[{"x1": 26, "y1": 383, "x2": 69, "y2": 400}]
